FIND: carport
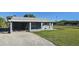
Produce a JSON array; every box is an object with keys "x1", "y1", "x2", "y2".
[{"x1": 8, "y1": 17, "x2": 53, "y2": 33}]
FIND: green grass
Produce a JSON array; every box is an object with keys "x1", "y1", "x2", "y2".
[{"x1": 34, "y1": 26, "x2": 79, "y2": 46}]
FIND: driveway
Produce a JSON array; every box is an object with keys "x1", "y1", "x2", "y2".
[{"x1": 0, "y1": 31, "x2": 54, "y2": 46}]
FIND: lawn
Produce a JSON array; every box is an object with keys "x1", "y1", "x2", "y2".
[{"x1": 34, "y1": 26, "x2": 79, "y2": 46}]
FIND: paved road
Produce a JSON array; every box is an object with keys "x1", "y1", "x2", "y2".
[{"x1": 0, "y1": 32, "x2": 54, "y2": 46}]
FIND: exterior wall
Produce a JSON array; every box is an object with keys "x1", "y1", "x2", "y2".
[
  {"x1": 30, "y1": 22, "x2": 53, "y2": 31},
  {"x1": 41, "y1": 22, "x2": 53, "y2": 30},
  {"x1": 42, "y1": 25, "x2": 49, "y2": 30}
]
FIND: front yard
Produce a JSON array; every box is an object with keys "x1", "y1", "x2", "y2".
[{"x1": 34, "y1": 26, "x2": 79, "y2": 46}]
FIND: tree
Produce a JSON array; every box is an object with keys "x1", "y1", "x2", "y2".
[
  {"x1": 55, "y1": 20, "x2": 66, "y2": 25},
  {"x1": 54, "y1": 20, "x2": 79, "y2": 26},
  {"x1": 6, "y1": 16, "x2": 13, "y2": 20},
  {"x1": 0, "y1": 17, "x2": 7, "y2": 28},
  {"x1": 6, "y1": 15, "x2": 16, "y2": 21},
  {"x1": 24, "y1": 14, "x2": 36, "y2": 18}
]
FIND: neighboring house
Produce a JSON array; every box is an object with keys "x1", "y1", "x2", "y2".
[{"x1": 8, "y1": 17, "x2": 53, "y2": 33}]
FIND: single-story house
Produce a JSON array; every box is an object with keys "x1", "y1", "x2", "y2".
[{"x1": 8, "y1": 17, "x2": 53, "y2": 33}]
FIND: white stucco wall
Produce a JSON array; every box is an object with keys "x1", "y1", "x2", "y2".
[
  {"x1": 42, "y1": 22, "x2": 53, "y2": 30},
  {"x1": 30, "y1": 22, "x2": 53, "y2": 32},
  {"x1": 42, "y1": 25, "x2": 49, "y2": 30}
]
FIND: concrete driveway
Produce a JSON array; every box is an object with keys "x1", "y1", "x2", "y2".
[{"x1": 0, "y1": 31, "x2": 54, "y2": 46}]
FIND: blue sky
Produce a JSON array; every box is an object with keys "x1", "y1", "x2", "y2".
[{"x1": 0, "y1": 12, "x2": 79, "y2": 21}]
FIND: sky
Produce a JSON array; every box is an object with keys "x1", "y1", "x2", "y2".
[{"x1": 0, "y1": 12, "x2": 79, "y2": 21}]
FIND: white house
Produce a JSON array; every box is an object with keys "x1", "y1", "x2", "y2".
[{"x1": 8, "y1": 17, "x2": 53, "y2": 33}]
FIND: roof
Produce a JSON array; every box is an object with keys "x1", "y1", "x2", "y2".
[{"x1": 8, "y1": 17, "x2": 53, "y2": 22}]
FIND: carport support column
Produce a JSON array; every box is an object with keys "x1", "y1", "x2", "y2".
[
  {"x1": 49, "y1": 22, "x2": 53, "y2": 30},
  {"x1": 29, "y1": 22, "x2": 31, "y2": 32},
  {"x1": 41, "y1": 22, "x2": 43, "y2": 30},
  {"x1": 52, "y1": 22, "x2": 53, "y2": 30},
  {"x1": 9, "y1": 22, "x2": 13, "y2": 33}
]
